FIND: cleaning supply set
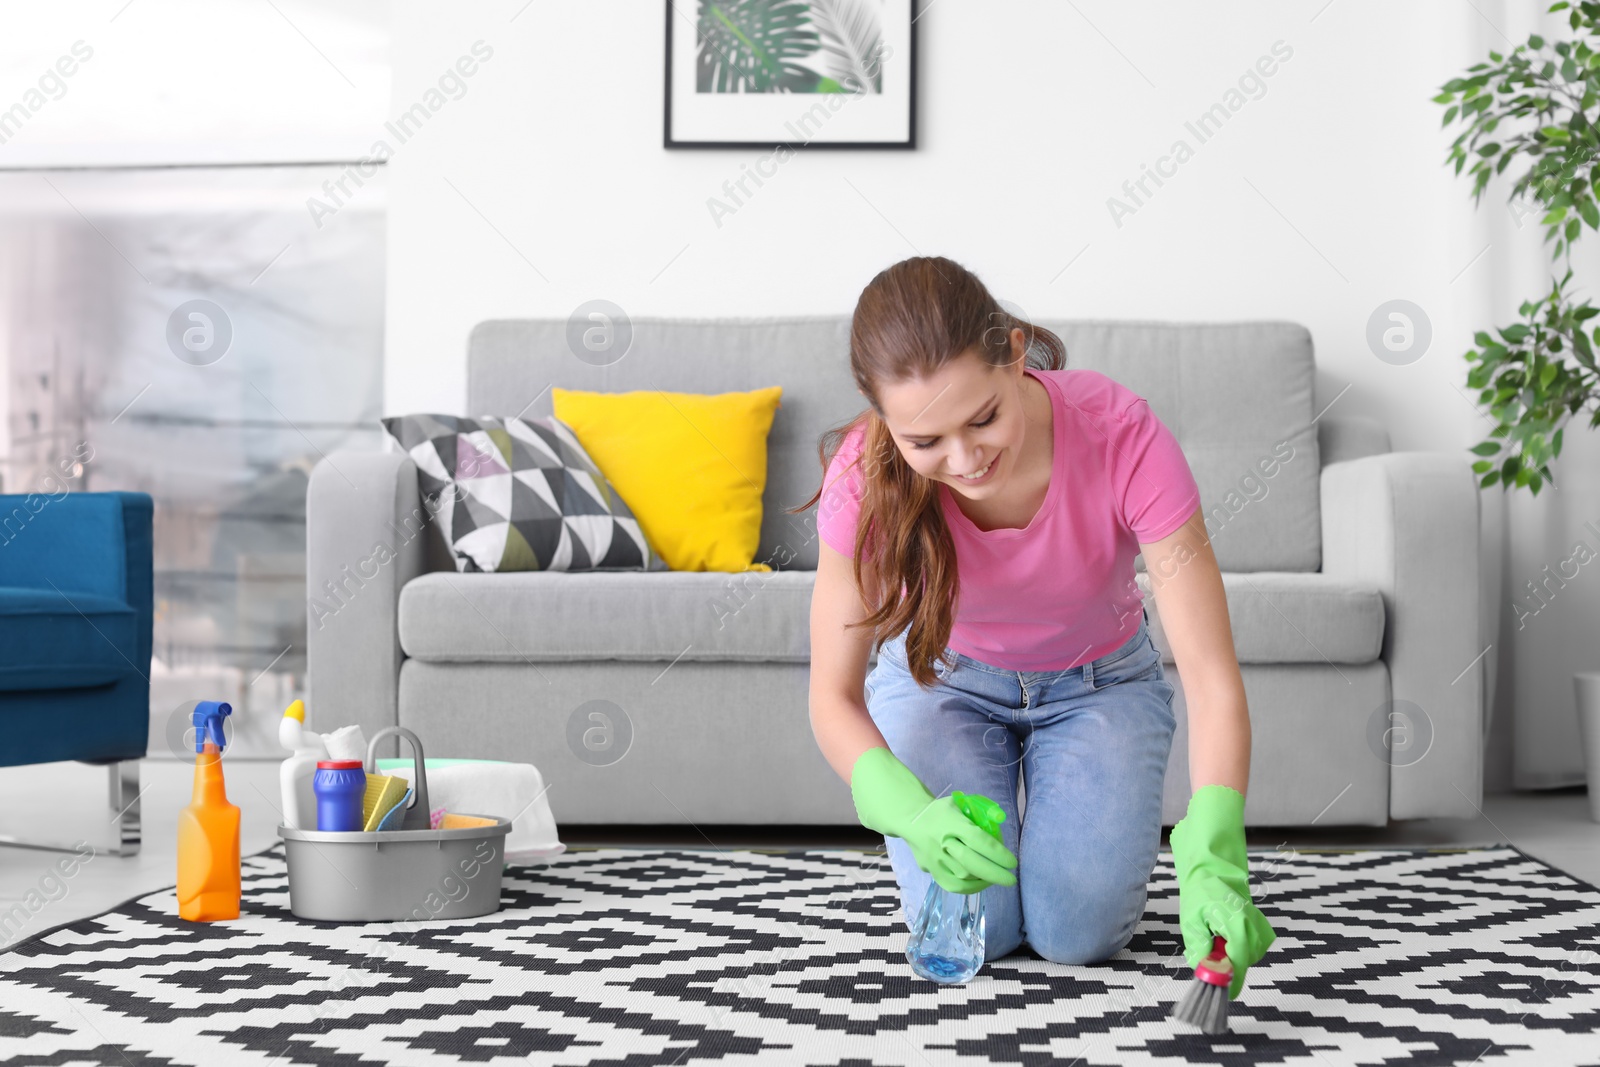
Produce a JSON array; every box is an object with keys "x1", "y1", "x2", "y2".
[
  {"x1": 175, "y1": 698, "x2": 556, "y2": 926},
  {"x1": 276, "y1": 704, "x2": 419, "y2": 833},
  {"x1": 277, "y1": 725, "x2": 512, "y2": 922}
]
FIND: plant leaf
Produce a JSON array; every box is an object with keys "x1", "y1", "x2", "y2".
[
  {"x1": 1580, "y1": 193, "x2": 1600, "y2": 228},
  {"x1": 806, "y1": 0, "x2": 885, "y2": 93},
  {"x1": 696, "y1": 0, "x2": 823, "y2": 94}
]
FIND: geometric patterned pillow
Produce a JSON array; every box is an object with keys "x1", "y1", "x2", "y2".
[{"x1": 379, "y1": 413, "x2": 670, "y2": 573}]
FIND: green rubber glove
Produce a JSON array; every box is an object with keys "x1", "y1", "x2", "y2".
[
  {"x1": 1168, "y1": 784, "x2": 1277, "y2": 1001},
  {"x1": 850, "y1": 746, "x2": 1019, "y2": 894}
]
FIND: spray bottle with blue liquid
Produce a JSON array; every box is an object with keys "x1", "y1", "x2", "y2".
[{"x1": 905, "y1": 791, "x2": 1007, "y2": 984}]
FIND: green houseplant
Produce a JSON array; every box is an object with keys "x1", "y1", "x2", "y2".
[
  {"x1": 1443, "y1": 1, "x2": 1600, "y2": 821},
  {"x1": 1437, "y1": 0, "x2": 1600, "y2": 496}
]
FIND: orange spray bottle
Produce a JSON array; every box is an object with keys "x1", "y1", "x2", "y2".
[{"x1": 177, "y1": 700, "x2": 241, "y2": 921}]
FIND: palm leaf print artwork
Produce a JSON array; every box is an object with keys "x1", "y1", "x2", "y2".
[
  {"x1": 811, "y1": 0, "x2": 885, "y2": 93},
  {"x1": 696, "y1": 0, "x2": 886, "y2": 94}
]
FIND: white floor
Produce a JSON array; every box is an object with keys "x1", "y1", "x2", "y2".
[{"x1": 0, "y1": 758, "x2": 1596, "y2": 952}]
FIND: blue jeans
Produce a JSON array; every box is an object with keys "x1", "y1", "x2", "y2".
[{"x1": 864, "y1": 607, "x2": 1177, "y2": 965}]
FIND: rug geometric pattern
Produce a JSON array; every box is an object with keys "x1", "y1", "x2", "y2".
[{"x1": 1, "y1": 844, "x2": 1597, "y2": 1065}]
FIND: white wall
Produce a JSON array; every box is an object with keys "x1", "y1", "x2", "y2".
[
  {"x1": 386, "y1": 2, "x2": 1483, "y2": 428},
  {"x1": 373, "y1": 1, "x2": 1579, "y2": 793}
]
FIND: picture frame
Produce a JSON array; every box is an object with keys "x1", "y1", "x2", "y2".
[{"x1": 664, "y1": 0, "x2": 919, "y2": 150}]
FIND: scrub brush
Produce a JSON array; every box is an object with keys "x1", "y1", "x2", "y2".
[{"x1": 1172, "y1": 935, "x2": 1233, "y2": 1034}]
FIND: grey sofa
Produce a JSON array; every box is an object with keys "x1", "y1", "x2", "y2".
[{"x1": 306, "y1": 316, "x2": 1486, "y2": 828}]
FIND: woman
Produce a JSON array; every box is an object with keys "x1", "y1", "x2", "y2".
[{"x1": 794, "y1": 256, "x2": 1276, "y2": 1000}]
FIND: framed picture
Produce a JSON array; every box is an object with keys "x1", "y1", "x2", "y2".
[{"x1": 664, "y1": 0, "x2": 918, "y2": 150}]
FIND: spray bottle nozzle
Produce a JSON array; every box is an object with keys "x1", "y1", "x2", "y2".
[
  {"x1": 193, "y1": 701, "x2": 232, "y2": 753},
  {"x1": 951, "y1": 791, "x2": 1005, "y2": 842}
]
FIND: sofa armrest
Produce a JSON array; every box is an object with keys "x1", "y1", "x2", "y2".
[
  {"x1": 306, "y1": 450, "x2": 444, "y2": 743},
  {"x1": 1321, "y1": 451, "x2": 1484, "y2": 820}
]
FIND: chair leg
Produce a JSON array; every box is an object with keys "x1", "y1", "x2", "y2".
[
  {"x1": 0, "y1": 760, "x2": 141, "y2": 858},
  {"x1": 108, "y1": 760, "x2": 141, "y2": 858}
]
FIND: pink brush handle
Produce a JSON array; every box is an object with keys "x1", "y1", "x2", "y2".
[{"x1": 1194, "y1": 934, "x2": 1233, "y2": 988}]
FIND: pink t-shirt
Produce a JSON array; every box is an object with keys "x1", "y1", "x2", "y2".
[{"x1": 816, "y1": 367, "x2": 1201, "y2": 672}]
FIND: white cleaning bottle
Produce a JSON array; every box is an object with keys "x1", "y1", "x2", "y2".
[{"x1": 278, "y1": 700, "x2": 329, "y2": 830}]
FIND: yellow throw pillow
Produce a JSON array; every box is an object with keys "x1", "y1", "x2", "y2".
[{"x1": 551, "y1": 385, "x2": 783, "y2": 573}]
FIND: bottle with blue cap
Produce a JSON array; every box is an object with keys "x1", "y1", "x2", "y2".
[{"x1": 177, "y1": 700, "x2": 241, "y2": 921}]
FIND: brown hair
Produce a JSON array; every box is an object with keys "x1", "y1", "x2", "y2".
[{"x1": 789, "y1": 256, "x2": 1066, "y2": 688}]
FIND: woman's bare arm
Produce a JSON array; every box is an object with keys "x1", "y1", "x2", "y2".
[
  {"x1": 809, "y1": 539, "x2": 890, "y2": 784},
  {"x1": 1141, "y1": 507, "x2": 1250, "y2": 798}
]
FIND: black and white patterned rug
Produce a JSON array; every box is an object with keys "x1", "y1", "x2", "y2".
[{"x1": 1, "y1": 843, "x2": 1598, "y2": 1065}]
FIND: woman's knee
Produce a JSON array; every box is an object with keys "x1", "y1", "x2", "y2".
[
  {"x1": 983, "y1": 924, "x2": 1025, "y2": 963},
  {"x1": 1027, "y1": 916, "x2": 1135, "y2": 965},
  {"x1": 1023, "y1": 884, "x2": 1144, "y2": 965}
]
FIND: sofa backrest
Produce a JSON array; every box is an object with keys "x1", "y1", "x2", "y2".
[{"x1": 467, "y1": 316, "x2": 1335, "y2": 573}]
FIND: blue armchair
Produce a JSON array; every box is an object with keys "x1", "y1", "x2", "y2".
[{"x1": 0, "y1": 491, "x2": 152, "y2": 856}]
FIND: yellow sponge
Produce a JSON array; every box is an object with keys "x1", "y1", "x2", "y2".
[{"x1": 362, "y1": 774, "x2": 410, "y2": 831}]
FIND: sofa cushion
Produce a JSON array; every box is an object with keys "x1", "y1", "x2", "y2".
[
  {"x1": 380, "y1": 413, "x2": 667, "y2": 574},
  {"x1": 0, "y1": 586, "x2": 139, "y2": 691},
  {"x1": 399, "y1": 570, "x2": 816, "y2": 664},
  {"x1": 1138, "y1": 570, "x2": 1385, "y2": 665},
  {"x1": 398, "y1": 569, "x2": 1383, "y2": 666}
]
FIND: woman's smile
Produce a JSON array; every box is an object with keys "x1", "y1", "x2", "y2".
[{"x1": 950, "y1": 448, "x2": 1001, "y2": 486}]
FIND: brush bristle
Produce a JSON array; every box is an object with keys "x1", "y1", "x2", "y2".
[{"x1": 1172, "y1": 977, "x2": 1230, "y2": 1034}]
